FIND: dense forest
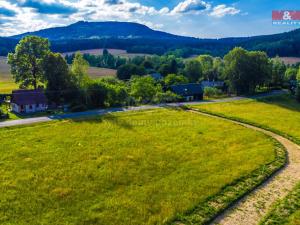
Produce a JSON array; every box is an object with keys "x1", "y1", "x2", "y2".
[{"x1": 0, "y1": 22, "x2": 299, "y2": 57}]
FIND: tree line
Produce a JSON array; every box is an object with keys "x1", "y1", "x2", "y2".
[{"x1": 4, "y1": 36, "x2": 300, "y2": 115}]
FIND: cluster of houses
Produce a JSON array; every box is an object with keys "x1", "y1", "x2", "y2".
[{"x1": 8, "y1": 76, "x2": 225, "y2": 114}]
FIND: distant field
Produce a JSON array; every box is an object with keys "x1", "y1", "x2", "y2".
[
  {"x1": 0, "y1": 57, "x2": 116, "y2": 93},
  {"x1": 0, "y1": 108, "x2": 276, "y2": 225},
  {"x1": 279, "y1": 57, "x2": 300, "y2": 65},
  {"x1": 0, "y1": 57, "x2": 18, "y2": 93},
  {"x1": 63, "y1": 48, "x2": 152, "y2": 58}
]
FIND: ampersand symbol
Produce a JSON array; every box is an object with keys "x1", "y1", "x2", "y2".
[{"x1": 283, "y1": 11, "x2": 292, "y2": 20}]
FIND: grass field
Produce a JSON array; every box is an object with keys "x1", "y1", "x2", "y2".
[
  {"x1": 279, "y1": 57, "x2": 300, "y2": 65},
  {"x1": 63, "y1": 48, "x2": 152, "y2": 58},
  {"x1": 0, "y1": 57, "x2": 116, "y2": 93},
  {"x1": 192, "y1": 94, "x2": 300, "y2": 224},
  {"x1": 193, "y1": 95, "x2": 300, "y2": 144},
  {"x1": 0, "y1": 108, "x2": 276, "y2": 225},
  {"x1": 0, "y1": 57, "x2": 18, "y2": 93}
]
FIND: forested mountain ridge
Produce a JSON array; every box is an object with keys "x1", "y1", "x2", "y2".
[{"x1": 0, "y1": 21, "x2": 299, "y2": 57}]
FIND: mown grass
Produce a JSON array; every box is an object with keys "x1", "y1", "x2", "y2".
[
  {"x1": 191, "y1": 94, "x2": 300, "y2": 224},
  {"x1": 0, "y1": 108, "x2": 276, "y2": 225},
  {"x1": 192, "y1": 94, "x2": 300, "y2": 145}
]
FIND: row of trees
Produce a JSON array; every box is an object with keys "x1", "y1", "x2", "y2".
[
  {"x1": 65, "y1": 49, "x2": 127, "y2": 69},
  {"x1": 7, "y1": 36, "x2": 183, "y2": 111},
  {"x1": 115, "y1": 47, "x2": 299, "y2": 95},
  {"x1": 7, "y1": 36, "x2": 300, "y2": 112}
]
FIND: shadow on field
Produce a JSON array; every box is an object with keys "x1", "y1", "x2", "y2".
[
  {"x1": 69, "y1": 113, "x2": 134, "y2": 130},
  {"x1": 256, "y1": 94, "x2": 300, "y2": 113}
]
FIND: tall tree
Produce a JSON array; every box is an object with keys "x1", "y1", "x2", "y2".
[
  {"x1": 43, "y1": 52, "x2": 72, "y2": 104},
  {"x1": 8, "y1": 36, "x2": 50, "y2": 89},
  {"x1": 197, "y1": 55, "x2": 214, "y2": 81},
  {"x1": 71, "y1": 52, "x2": 90, "y2": 88},
  {"x1": 224, "y1": 47, "x2": 271, "y2": 94},
  {"x1": 184, "y1": 60, "x2": 202, "y2": 82},
  {"x1": 270, "y1": 57, "x2": 286, "y2": 88}
]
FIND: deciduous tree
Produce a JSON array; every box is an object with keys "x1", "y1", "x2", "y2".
[{"x1": 8, "y1": 36, "x2": 50, "y2": 89}]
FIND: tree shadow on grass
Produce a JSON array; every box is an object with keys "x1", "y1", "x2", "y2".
[
  {"x1": 256, "y1": 94, "x2": 300, "y2": 113},
  {"x1": 68, "y1": 113, "x2": 134, "y2": 130}
]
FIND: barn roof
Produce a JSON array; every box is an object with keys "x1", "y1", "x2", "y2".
[{"x1": 11, "y1": 89, "x2": 48, "y2": 105}]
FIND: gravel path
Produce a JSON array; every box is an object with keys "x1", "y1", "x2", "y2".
[{"x1": 190, "y1": 110, "x2": 300, "y2": 225}]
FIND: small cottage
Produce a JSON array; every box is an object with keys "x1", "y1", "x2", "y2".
[
  {"x1": 11, "y1": 89, "x2": 48, "y2": 114},
  {"x1": 170, "y1": 83, "x2": 203, "y2": 101}
]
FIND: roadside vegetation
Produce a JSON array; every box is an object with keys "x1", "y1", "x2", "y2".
[
  {"x1": 260, "y1": 183, "x2": 300, "y2": 225},
  {"x1": 0, "y1": 108, "x2": 278, "y2": 225}
]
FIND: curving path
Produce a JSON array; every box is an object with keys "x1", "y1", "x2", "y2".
[{"x1": 189, "y1": 110, "x2": 300, "y2": 225}]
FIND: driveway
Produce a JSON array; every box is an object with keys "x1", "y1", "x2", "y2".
[{"x1": 0, "y1": 90, "x2": 286, "y2": 128}]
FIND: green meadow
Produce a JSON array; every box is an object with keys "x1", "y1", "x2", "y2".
[
  {"x1": 0, "y1": 109, "x2": 276, "y2": 225},
  {"x1": 193, "y1": 94, "x2": 300, "y2": 224}
]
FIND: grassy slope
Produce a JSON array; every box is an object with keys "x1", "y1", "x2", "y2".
[
  {"x1": 192, "y1": 95, "x2": 300, "y2": 224},
  {"x1": 0, "y1": 109, "x2": 276, "y2": 225}
]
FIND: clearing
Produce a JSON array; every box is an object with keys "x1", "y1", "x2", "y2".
[
  {"x1": 0, "y1": 108, "x2": 276, "y2": 225},
  {"x1": 62, "y1": 48, "x2": 152, "y2": 58},
  {"x1": 279, "y1": 57, "x2": 300, "y2": 65}
]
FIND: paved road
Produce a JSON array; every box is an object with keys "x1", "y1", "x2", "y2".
[{"x1": 0, "y1": 90, "x2": 286, "y2": 128}]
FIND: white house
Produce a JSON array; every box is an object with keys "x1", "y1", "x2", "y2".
[{"x1": 11, "y1": 89, "x2": 48, "y2": 114}]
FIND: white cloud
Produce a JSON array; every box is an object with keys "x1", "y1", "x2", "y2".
[
  {"x1": 0, "y1": 0, "x2": 242, "y2": 36},
  {"x1": 210, "y1": 4, "x2": 240, "y2": 18},
  {"x1": 171, "y1": 0, "x2": 210, "y2": 15}
]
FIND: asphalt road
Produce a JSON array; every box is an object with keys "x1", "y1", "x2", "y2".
[{"x1": 0, "y1": 90, "x2": 286, "y2": 128}]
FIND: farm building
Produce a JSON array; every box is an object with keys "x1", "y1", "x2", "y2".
[
  {"x1": 11, "y1": 89, "x2": 48, "y2": 114},
  {"x1": 170, "y1": 83, "x2": 203, "y2": 101}
]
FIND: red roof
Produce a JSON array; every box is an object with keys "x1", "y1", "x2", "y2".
[{"x1": 11, "y1": 89, "x2": 48, "y2": 105}]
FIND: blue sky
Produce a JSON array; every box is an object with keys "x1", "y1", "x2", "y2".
[{"x1": 0, "y1": 0, "x2": 299, "y2": 38}]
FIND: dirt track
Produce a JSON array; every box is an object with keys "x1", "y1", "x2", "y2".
[{"x1": 190, "y1": 110, "x2": 300, "y2": 225}]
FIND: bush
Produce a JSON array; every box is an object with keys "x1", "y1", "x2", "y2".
[
  {"x1": 204, "y1": 87, "x2": 222, "y2": 98},
  {"x1": 154, "y1": 91, "x2": 180, "y2": 103}
]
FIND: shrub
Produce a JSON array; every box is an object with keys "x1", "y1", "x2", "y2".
[
  {"x1": 204, "y1": 87, "x2": 222, "y2": 98},
  {"x1": 154, "y1": 91, "x2": 180, "y2": 103}
]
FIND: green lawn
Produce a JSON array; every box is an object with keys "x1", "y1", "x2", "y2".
[
  {"x1": 192, "y1": 94, "x2": 300, "y2": 224},
  {"x1": 193, "y1": 95, "x2": 300, "y2": 144},
  {"x1": 0, "y1": 109, "x2": 276, "y2": 225}
]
